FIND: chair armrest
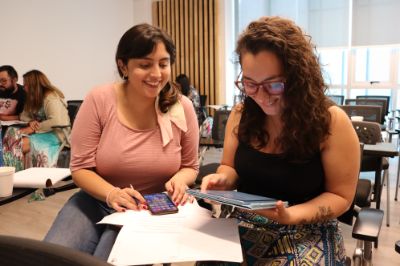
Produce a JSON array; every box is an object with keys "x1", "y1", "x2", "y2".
[
  {"x1": 51, "y1": 124, "x2": 71, "y2": 129},
  {"x1": 395, "y1": 240, "x2": 400, "y2": 254},
  {"x1": 352, "y1": 207, "x2": 384, "y2": 242},
  {"x1": 199, "y1": 137, "x2": 224, "y2": 148}
]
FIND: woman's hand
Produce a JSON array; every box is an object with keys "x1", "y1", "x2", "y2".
[
  {"x1": 107, "y1": 186, "x2": 147, "y2": 212},
  {"x1": 200, "y1": 173, "x2": 232, "y2": 191},
  {"x1": 28, "y1": 120, "x2": 40, "y2": 132},
  {"x1": 165, "y1": 177, "x2": 192, "y2": 206},
  {"x1": 250, "y1": 201, "x2": 292, "y2": 224}
]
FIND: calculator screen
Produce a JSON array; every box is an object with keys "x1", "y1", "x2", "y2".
[{"x1": 144, "y1": 193, "x2": 178, "y2": 215}]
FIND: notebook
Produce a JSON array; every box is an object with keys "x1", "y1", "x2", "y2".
[
  {"x1": 187, "y1": 189, "x2": 288, "y2": 210},
  {"x1": 13, "y1": 168, "x2": 71, "y2": 188}
]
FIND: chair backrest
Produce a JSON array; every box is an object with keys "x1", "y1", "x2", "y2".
[
  {"x1": 211, "y1": 108, "x2": 230, "y2": 141},
  {"x1": 0, "y1": 235, "x2": 111, "y2": 266},
  {"x1": 199, "y1": 95, "x2": 207, "y2": 107},
  {"x1": 344, "y1": 98, "x2": 386, "y2": 124},
  {"x1": 327, "y1": 95, "x2": 344, "y2": 105},
  {"x1": 356, "y1": 95, "x2": 390, "y2": 115},
  {"x1": 352, "y1": 121, "x2": 383, "y2": 144},
  {"x1": 344, "y1": 99, "x2": 357, "y2": 106},
  {"x1": 67, "y1": 100, "x2": 83, "y2": 127},
  {"x1": 340, "y1": 105, "x2": 382, "y2": 124},
  {"x1": 338, "y1": 143, "x2": 364, "y2": 225}
]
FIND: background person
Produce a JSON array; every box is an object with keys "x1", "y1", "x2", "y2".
[
  {"x1": 200, "y1": 16, "x2": 360, "y2": 265},
  {"x1": 2, "y1": 70, "x2": 70, "y2": 171},
  {"x1": 175, "y1": 73, "x2": 205, "y2": 126},
  {"x1": 44, "y1": 23, "x2": 199, "y2": 261},
  {"x1": 0, "y1": 65, "x2": 26, "y2": 121}
]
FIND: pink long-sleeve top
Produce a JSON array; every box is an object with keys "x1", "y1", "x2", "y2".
[{"x1": 70, "y1": 84, "x2": 199, "y2": 194}]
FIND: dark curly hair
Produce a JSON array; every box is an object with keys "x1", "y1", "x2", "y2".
[
  {"x1": 115, "y1": 23, "x2": 179, "y2": 113},
  {"x1": 235, "y1": 16, "x2": 332, "y2": 160}
]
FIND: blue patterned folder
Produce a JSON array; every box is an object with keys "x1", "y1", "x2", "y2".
[{"x1": 187, "y1": 189, "x2": 288, "y2": 210}]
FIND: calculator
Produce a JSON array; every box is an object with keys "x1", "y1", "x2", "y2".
[{"x1": 143, "y1": 193, "x2": 179, "y2": 215}]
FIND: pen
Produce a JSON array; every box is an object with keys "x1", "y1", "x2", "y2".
[{"x1": 130, "y1": 184, "x2": 146, "y2": 209}]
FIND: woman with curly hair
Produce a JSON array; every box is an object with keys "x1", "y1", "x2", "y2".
[
  {"x1": 200, "y1": 16, "x2": 359, "y2": 265},
  {"x1": 44, "y1": 23, "x2": 199, "y2": 260}
]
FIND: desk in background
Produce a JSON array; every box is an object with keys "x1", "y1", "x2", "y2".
[
  {"x1": 199, "y1": 137, "x2": 224, "y2": 148},
  {"x1": 364, "y1": 142, "x2": 398, "y2": 226},
  {"x1": 0, "y1": 188, "x2": 35, "y2": 206}
]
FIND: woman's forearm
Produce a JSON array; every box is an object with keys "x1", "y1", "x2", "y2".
[
  {"x1": 171, "y1": 167, "x2": 198, "y2": 186},
  {"x1": 277, "y1": 192, "x2": 351, "y2": 225},
  {"x1": 72, "y1": 169, "x2": 115, "y2": 202},
  {"x1": 216, "y1": 164, "x2": 239, "y2": 190}
]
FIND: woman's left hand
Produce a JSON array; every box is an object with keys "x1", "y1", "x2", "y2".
[
  {"x1": 165, "y1": 177, "x2": 192, "y2": 206},
  {"x1": 251, "y1": 201, "x2": 292, "y2": 224},
  {"x1": 28, "y1": 120, "x2": 40, "y2": 132}
]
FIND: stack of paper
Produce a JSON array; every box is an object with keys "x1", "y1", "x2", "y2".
[
  {"x1": 99, "y1": 201, "x2": 243, "y2": 265},
  {"x1": 0, "y1": 120, "x2": 28, "y2": 126}
]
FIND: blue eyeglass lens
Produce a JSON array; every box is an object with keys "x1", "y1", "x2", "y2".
[{"x1": 267, "y1": 82, "x2": 284, "y2": 92}]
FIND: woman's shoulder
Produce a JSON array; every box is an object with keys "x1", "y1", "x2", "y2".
[
  {"x1": 179, "y1": 94, "x2": 195, "y2": 110},
  {"x1": 322, "y1": 105, "x2": 354, "y2": 145},
  {"x1": 87, "y1": 83, "x2": 116, "y2": 99},
  {"x1": 44, "y1": 92, "x2": 60, "y2": 100},
  {"x1": 83, "y1": 83, "x2": 117, "y2": 107},
  {"x1": 43, "y1": 92, "x2": 65, "y2": 104},
  {"x1": 328, "y1": 105, "x2": 350, "y2": 125}
]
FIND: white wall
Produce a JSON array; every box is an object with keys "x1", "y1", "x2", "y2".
[
  {"x1": 132, "y1": 0, "x2": 153, "y2": 25},
  {"x1": 0, "y1": 0, "x2": 139, "y2": 100},
  {"x1": 218, "y1": 0, "x2": 236, "y2": 106}
]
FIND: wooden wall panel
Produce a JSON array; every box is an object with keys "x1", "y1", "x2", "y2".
[{"x1": 153, "y1": 0, "x2": 219, "y2": 106}]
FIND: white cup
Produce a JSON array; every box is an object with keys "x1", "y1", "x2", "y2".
[
  {"x1": 351, "y1": 116, "x2": 364, "y2": 121},
  {"x1": 0, "y1": 167, "x2": 16, "y2": 197}
]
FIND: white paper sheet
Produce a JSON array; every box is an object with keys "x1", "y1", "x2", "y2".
[
  {"x1": 13, "y1": 167, "x2": 71, "y2": 188},
  {"x1": 0, "y1": 120, "x2": 28, "y2": 126},
  {"x1": 98, "y1": 200, "x2": 211, "y2": 226},
  {"x1": 103, "y1": 202, "x2": 243, "y2": 265}
]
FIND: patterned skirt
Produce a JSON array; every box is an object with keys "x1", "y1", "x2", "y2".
[
  {"x1": 233, "y1": 209, "x2": 346, "y2": 266},
  {"x1": 2, "y1": 126, "x2": 61, "y2": 171}
]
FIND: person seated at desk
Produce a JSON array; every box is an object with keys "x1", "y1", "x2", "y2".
[
  {"x1": 0, "y1": 65, "x2": 26, "y2": 121},
  {"x1": 2, "y1": 70, "x2": 70, "y2": 171},
  {"x1": 44, "y1": 23, "x2": 199, "y2": 261},
  {"x1": 176, "y1": 73, "x2": 204, "y2": 126},
  {"x1": 199, "y1": 16, "x2": 360, "y2": 265}
]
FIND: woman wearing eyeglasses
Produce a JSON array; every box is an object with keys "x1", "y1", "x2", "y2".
[{"x1": 200, "y1": 16, "x2": 360, "y2": 265}]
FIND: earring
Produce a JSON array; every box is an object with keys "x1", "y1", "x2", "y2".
[{"x1": 123, "y1": 73, "x2": 128, "y2": 80}]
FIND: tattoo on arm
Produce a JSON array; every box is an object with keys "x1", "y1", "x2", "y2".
[{"x1": 299, "y1": 206, "x2": 334, "y2": 224}]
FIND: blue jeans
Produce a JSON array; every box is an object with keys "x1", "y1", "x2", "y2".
[{"x1": 44, "y1": 190, "x2": 119, "y2": 261}]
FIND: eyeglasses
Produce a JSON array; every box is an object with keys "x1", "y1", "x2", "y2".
[
  {"x1": 235, "y1": 79, "x2": 285, "y2": 96},
  {"x1": 0, "y1": 78, "x2": 11, "y2": 85}
]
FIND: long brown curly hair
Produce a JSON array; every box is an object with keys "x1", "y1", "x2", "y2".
[
  {"x1": 115, "y1": 23, "x2": 179, "y2": 113},
  {"x1": 236, "y1": 16, "x2": 332, "y2": 160}
]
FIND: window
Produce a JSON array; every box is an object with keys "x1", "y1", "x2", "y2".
[
  {"x1": 353, "y1": 47, "x2": 392, "y2": 84},
  {"x1": 319, "y1": 48, "x2": 347, "y2": 87}
]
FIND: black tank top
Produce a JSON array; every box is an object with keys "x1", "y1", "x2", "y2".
[{"x1": 234, "y1": 142, "x2": 325, "y2": 205}]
